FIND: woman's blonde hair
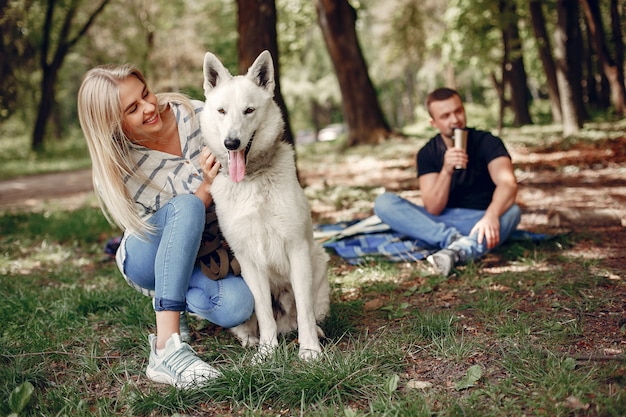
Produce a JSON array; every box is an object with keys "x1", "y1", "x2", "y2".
[{"x1": 77, "y1": 64, "x2": 193, "y2": 235}]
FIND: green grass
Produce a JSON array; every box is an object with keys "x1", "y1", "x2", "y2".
[
  {"x1": 1, "y1": 118, "x2": 625, "y2": 416},
  {"x1": 0, "y1": 123, "x2": 91, "y2": 180},
  {"x1": 1, "y1": 206, "x2": 624, "y2": 416}
]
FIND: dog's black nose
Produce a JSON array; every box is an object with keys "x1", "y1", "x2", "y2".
[{"x1": 224, "y1": 137, "x2": 240, "y2": 151}]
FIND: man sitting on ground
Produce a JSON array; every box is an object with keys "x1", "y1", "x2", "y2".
[{"x1": 374, "y1": 87, "x2": 521, "y2": 276}]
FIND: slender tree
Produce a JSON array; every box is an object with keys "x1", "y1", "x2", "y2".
[
  {"x1": 500, "y1": 0, "x2": 532, "y2": 126},
  {"x1": 528, "y1": 0, "x2": 562, "y2": 123},
  {"x1": 237, "y1": 0, "x2": 294, "y2": 145},
  {"x1": 580, "y1": 0, "x2": 626, "y2": 116},
  {"x1": 31, "y1": 0, "x2": 109, "y2": 151},
  {"x1": 314, "y1": 0, "x2": 390, "y2": 146},
  {"x1": 0, "y1": 1, "x2": 36, "y2": 122},
  {"x1": 554, "y1": 0, "x2": 585, "y2": 136}
]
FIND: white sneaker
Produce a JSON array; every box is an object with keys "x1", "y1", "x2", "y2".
[
  {"x1": 427, "y1": 248, "x2": 460, "y2": 276},
  {"x1": 146, "y1": 333, "x2": 221, "y2": 388}
]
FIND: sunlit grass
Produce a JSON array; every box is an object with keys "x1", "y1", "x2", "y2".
[
  {"x1": 0, "y1": 124, "x2": 91, "y2": 180},
  {"x1": 1, "y1": 119, "x2": 625, "y2": 416}
]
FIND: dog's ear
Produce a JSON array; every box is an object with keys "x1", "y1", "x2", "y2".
[
  {"x1": 246, "y1": 50, "x2": 275, "y2": 94},
  {"x1": 203, "y1": 52, "x2": 231, "y2": 96}
]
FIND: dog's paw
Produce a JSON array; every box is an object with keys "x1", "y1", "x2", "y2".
[
  {"x1": 251, "y1": 344, "x2": 276, "y2": 364},
  {"x1": 239, "y1": 335, "x2": 260, "y2": 347},
  {"x1": 298, "y1": 346, "x2": 322, "y2": 361},
  {"x1": 316, "y1": 325, "x2": 326, "y2": 339},
  {"x1": 229, "y1": 323, "x2": 259, "y2": 347}
]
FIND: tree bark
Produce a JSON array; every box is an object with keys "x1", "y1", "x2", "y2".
[
  {"x1": 314, "y1": 0, "x2": 390, "y2": 146},
  {"x1": 500, "y1": 0, "x2": 532, "y2": 126},
  {"x1": 580, "y1": 0, "x2": 626, "y2": 116},
  {"x1": 31, "y1": 0, "x2": 109, "y2": 151},
  {"x1": 528, "y1": 0, "x2": 562, "y2": 124},
  {"x1": 554, "y1": 0, "x2": 585, "y2": 136},
  {"x1": 237, "y1": 0, "x2": 294, "y2": 145}
]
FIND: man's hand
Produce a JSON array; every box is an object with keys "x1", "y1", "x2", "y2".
[
  {"x1": 470, "y1": 212, "x2": 501, "y2": 250},
  {"x1": 444, "y1": 147, "x2": 468, "y2": 172}
]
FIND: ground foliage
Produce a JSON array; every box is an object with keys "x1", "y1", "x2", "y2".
[{"x1": 0, "y1": 124, "x2": 625, "y2": 416}]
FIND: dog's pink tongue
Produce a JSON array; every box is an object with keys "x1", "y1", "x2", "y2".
[{"x1": 229, "y1": 150, "x2": 246, "y2": 183}]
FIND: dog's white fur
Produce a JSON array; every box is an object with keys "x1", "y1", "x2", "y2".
[{"x1": 200, "y1": 50, "x2": 330, "y2": 360}]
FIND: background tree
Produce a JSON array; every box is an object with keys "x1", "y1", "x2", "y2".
[
  {"x1": 375, "y1": 0, "x2": 431, "y2": 128},
  {"x1": 2, "y1": 0, "x2": 625, "y2": 155},
  {"x1": 554, "y1": 0, "x2": 585, "y2": 136},
  {"x1": 528, "y1": 0, "x2": 562, "y2": 124},
  {"x1": 580, "y1": 0, "x2": 626, "y2": 117},
  {"x1": 277, "y1": 0, "x2": 341, "y2": 134},
  {"x1": 314, "y1": 0, "x2": 391, "y2": 146},
  {"x1": 0, "y1": 1, "x2": 37, "y2": 122},
  {"x1": 31, "y1": 0, "x2": 109, "y2": 151},
  {"x1": 500, "y1": 0, "x2": 532, "y2": 126},
  {"x1": 237, "y1": 0, "x2": 294, "y2": 145}
]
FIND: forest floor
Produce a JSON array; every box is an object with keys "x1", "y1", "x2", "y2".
[
  {"x1": 1, "y1": 135, "x2": 625, "y2": 364},
  {"x1": 1, "y1": 136, "x2": 625, "y2": 269}
]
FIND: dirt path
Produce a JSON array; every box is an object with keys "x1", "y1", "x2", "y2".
[{"x1": 0, "y1": 169, "x2": 93, "y2": 209}]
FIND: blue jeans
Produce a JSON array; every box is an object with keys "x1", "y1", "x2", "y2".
[
  {"x1": 374, "y1": 192, "x2": 521, "y2": 262},
  {"x1": 119, "y1": 194, "x2": 254, "y2": 329}
]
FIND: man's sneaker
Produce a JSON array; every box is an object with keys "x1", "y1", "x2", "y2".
[
  {"x1": 146, "y1": 333, "x2": 221, "y2": 388},
  {"x1": 427, "y1": 248, "x2": 460, "y2": 276}
]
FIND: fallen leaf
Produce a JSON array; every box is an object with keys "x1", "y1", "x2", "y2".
[
  {"x1": 406, "y1": 380, "x2": 433, "y2": 390},
  {"x1": 454, "y1": 364, "x2": 483, "y2": 390},
  {"x1": 563, "y1": 396, "x2": 589, "y2": 410},
  {"x1": 364, "y1": 298, "x2": 384, "y2": 311}
]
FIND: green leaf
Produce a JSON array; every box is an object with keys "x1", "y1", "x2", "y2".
[
  {"x1": 385, "y1": 374, "x2": 400, "y2": 395},
  {"x1": 563, "y1": 357, "x2": 577, "y2": 370},
  {"x1": 454, "y1": 365, "x2": 483, "y2": 391},
  {"x1": 8, "y1": 382, "x2": 34, "y2": 413}
]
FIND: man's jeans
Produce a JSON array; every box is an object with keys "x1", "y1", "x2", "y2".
[
  {"x1": 119, "y1": 194, "x2": 254, "y2": 329},
  {"x1": 374, "y1": 192, "x2": 521, "y2": 262}
]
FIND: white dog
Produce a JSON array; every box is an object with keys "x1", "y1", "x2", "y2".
[{"x1": 200, "y1": 50, "x2": 330, "y2": 360}]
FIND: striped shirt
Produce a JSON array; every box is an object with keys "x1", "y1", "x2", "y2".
[{"x1": 125, "y1": 99, "x2": 206, "y2": 218}]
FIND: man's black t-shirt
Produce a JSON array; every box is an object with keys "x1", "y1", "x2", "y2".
[{"x1": 416, "y1": 128, "x2": 511, "y2": 210}]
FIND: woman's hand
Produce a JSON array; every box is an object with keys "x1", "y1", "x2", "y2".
[
  {"x1": 200, "y1": 147, "x2": 221, "y2": 186},
  {"x1": 195, "y1": 147, "x2": 221, "y2": 207}
]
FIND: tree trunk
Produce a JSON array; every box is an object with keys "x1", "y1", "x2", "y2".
[
  {"x1": 32, "y1": 66, "x2": 59, "y2": 151},
  {"x1": 528, "y1": 0, "x2": 562, "y2": 124},
  {"x1": 500, "y1": 0, "x2": 532, "y2": 126},
  {"x1": 31, "y1": 0, "x2": 110, "y2": 151},
  {"x1": 554, "y1": 0, "x2": 584, "y2": 136},
  {"x1": 609, "y1": 0, "x2": 625, "y2": 106},
  {"x1": 490, "y1": 71, "x2": 506, "y2": 131},
  {"x1": 314, "y1": 0, "x2": 390, "y2": 146},
  {"x1": 237, "y1": 0, "x2": 294, "y2": 145},
  {"x1": 580, "y1": 0, "x2": 626, "y2": 116}
]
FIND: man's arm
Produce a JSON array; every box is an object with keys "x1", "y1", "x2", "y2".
[
  {"x1": 419, "y1": 146, "x2": 467, "y2": 215},
  {"x1": 470, "y1": 156, "x2": 518, "y2": 249}
]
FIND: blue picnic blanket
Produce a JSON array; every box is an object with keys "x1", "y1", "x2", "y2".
[{"x1": 317, "y1": 220, "x2": 553, "y2": 265}]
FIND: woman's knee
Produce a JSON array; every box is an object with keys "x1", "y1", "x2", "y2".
[
  {"x1": 220, "y1": 277, "x2": 254, "y2": 327},
  {"x1": 187, "y1": 276, "x2": 254, "y2": 328}
]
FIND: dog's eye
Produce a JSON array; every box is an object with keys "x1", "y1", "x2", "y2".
[
  {"x1": 217, "y1": 108, "x2": 226, "y2": 115},
  {"x1": 243, "y1": 107, "x2": 255, "y2": 115}
]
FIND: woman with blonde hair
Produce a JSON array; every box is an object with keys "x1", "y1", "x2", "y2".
[{"x1": 78, "y1": 64, "x2": 254, "y2": 388}]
